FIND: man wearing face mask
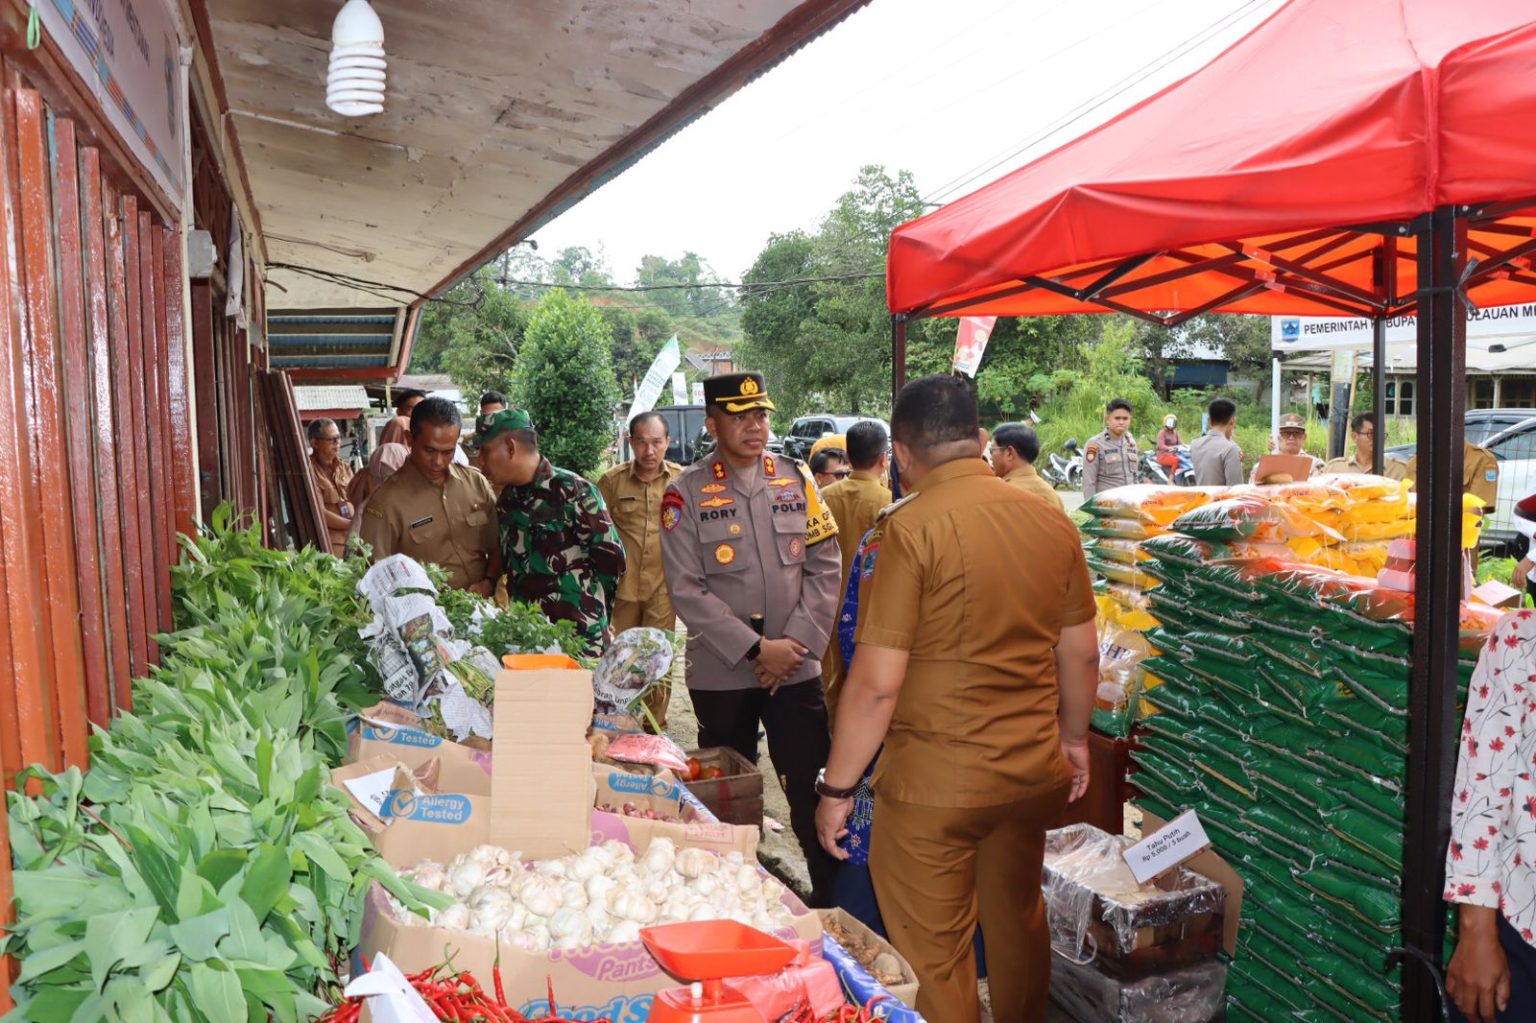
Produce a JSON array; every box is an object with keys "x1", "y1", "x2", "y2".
[{"x1": 659, "y1": 371, "x2": 843, "y2": 907}]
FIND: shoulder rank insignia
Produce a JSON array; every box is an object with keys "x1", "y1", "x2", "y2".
[
  {"x1": 764, "y1": 455, "x2": 777, "y2": 477},
  {"x1": 711, "y1": 460, "x2": 727, "y2": 481},
  {"x1": 875, "y1": 493, "x2": 918, "y2": 524}
]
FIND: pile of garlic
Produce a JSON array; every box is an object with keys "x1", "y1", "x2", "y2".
[{"x1": 393, "y1": 837, "x2": 796, "y2": 951}]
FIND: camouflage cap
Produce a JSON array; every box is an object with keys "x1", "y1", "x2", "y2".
[{"x1": 470, "y1": 407, "x2": 534, "y2": 449}]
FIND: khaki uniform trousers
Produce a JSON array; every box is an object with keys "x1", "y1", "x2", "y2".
[
  {"x1": 870, "y1": 783, "x2": 1070, "y2": 1023},
  {"x1": 611, "y1": 597, "x2": 676, "y2": 731}
]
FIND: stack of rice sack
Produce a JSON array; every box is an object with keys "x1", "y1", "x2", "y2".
[
  {"x1": 1080, "y1": 487, "x2": 1218, "y2": 737},
  {"x1": 1129, "y1": 509, "x2": 1499, "y2": 1022},
  {"x1": 1078, "y1": 479, "x2": 1420, "y2": 740}
]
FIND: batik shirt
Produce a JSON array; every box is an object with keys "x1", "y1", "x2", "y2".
[
  {"x1": 497, "y1": 457, "x2": 626, "y2": 654},
  {"x1": 1445, "y1": 608, "x2": 1536, "y2": 949}
]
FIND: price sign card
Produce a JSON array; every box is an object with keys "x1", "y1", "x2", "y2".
[{"x1": 1122, "y1": 808, "x2": 1211, "y2": 885}]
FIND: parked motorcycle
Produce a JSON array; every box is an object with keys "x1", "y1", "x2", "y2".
[
  {"x1": 1045, "y1": 438, "x2": 1084, "y2": 491},
  {"x1": 1143, "y1": 443, "x2": 1198, "y2": 486}
]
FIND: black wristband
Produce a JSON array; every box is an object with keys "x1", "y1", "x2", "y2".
[{"x1": 745, "y1": 640, "x2": 762, "y2": 662}]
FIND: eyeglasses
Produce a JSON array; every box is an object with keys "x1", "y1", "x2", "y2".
[{"x1": 831, "y1": 469, "x2": 853, "y2": 479}]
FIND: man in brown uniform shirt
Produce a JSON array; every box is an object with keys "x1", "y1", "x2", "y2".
[
  {"x1": 989, "y1": 420, "x2": 1065, "y2": 511},
  {"x1": 815, "y1": 375, "x2": 1100, "y2": 1023},
  {"x1": 820, "y1": 420, "x2": 891, "y2": 722},
  {"x1": 360, "y1": 398, "x2": 500, "y2": 594},
  {"x1": 307, "y1": 417, "x2": 355, "y2": 556},
  {"x1": 598, "y1": 410, "x2": 684, "y2": 728}
]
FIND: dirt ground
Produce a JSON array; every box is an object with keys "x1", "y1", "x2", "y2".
[
  {"x1": 659, "y1": 627, "x2": 1133, "y2": 1022},
  {"x1": 658, "y1": 639, "x2": 813, "y2": 899}
]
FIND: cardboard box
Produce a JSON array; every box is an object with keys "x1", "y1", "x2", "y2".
[
  {"x1": 592, "y1": 766, "x2": 760, "y2": 858},
  {"x1": 491, "y1": 667, "x2": 596, "y2": 859},
  {"x1": 331, "y1": 757, "x2": 436, "y2": 836},
  {"x1": 1253, "y1": 453, "x2": 1317, "y2": 484},
  {"x1": 348, "y1": 704, "x2": 493, "y2": 796},
  {"x1": 817, "y1": 908, "x2": 919, "y2": 1009},
  {"x1": 358, "y1": 868, "x2": 823, "y2": 1019},
  {"x1": 683, "y1": 746, "x2": 765, "y2": 829},
  {"x1": 1139, "y1": 810, "x2": 1244, "y2": 957}
]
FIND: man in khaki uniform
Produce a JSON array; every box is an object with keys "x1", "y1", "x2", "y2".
[
  {"x1": 1320, "y1": 413, "x2": 1409, "y2": 480},
  {"x1": 1406, "y1": 441, "x2": 1498, "y2": 511},
  {"x1": 660, "y1": 371, "x2": 843, "y2": 906},
  {"x1": 1191, "y1": 397, "x2": 1244, "y2": 486},
  {"x1": 989, "y1": 421, "x2": 1065, "y2": 510},
  {"x1": 1082, "y1": 398, "x2": 1138, "y2": 497},
  {"x1": 815, "y1": 375, "x2": 1099, "y2": 1023},
  {"x1": 1251, "y1": 412, "x2": 1324, "y2": 483},
  {"x1": 598, "y1": 410, "x2": 684, "y2": 728},
  {"x1": 306, "y1": 417, "x2": 355, "y2": 557},
  {"x1": 360, "y1": 397, "x2": 500, "y2": 594},
  {"x1": 820, "y1": 420, "x2": 891, "y2": 722}
]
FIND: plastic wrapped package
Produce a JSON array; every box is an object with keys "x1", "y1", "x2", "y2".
[
  {"x1": 1136, "y1": 533, "x2": 1230, "y2": 572},
  {"x1": 1079, "y1": 485, "x2": 1218, "y2": 525},
  {"x1": 1086, "y1": 537, "x2": 1149, "y2": 565},
  {"x1": 1042, "y1": 824, "x2": 1225, "y2": 979},
  {"x1": 1081, "y1": 518, "x2": 1166, "y2": 542},
  {"x1": 1171, "y1": 494, "x2": 1343, "y2": 545},
  {"x1": 1094, "y1": 623, "x2": 1152, "y2": 737},
  {"x1": 1086, "y1": 556, "x2": 1162, "y2": 590},
  {"x1": 1047, "y1": 955, "x2": 1227, "y2": 1023}
]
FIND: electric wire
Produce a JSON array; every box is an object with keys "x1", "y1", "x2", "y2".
[{"x1": 922, "y1": 0, "x2": 1276, "y2": 205}]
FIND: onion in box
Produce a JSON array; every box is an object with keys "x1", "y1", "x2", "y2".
[
  {"x1": 392, "y1": 837, "x2": 796, "y2": 951},
  {"x1": 593, "y1": 627, "x2": 674, "y2": 713}
]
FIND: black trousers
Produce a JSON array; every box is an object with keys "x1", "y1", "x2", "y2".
[{"x1": 690, "y1": 678, "x2": 838, "y2": 906}]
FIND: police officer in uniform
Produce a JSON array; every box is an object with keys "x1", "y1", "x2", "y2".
[
  {"x1": 360, "y1": 397, "x2": 500, "y2": 593},
  {"x1": 1406, "y1": 440, "x2": 1499, "y2": 569},
  {"x1": 659, "y1": 372, "x2": 843, "y2": 906},
  {"x1": 814, "y1": 375, "x2": 1099, "y2": 1023},
  {"x1": 1082, "y1": 397, "x2": 1138, "y2": 497}
]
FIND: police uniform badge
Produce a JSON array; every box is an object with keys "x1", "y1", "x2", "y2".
[
  {"x1": 1085, "y1": 443, "x2": 1098, "y2": 464},
  {"x1": 714, "y1": 543, "x2": 736, "y2": 565}
]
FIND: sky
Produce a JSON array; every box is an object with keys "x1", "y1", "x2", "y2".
[{"x1": 528, "y1": 0, "x2": 1285, "y2": 286}]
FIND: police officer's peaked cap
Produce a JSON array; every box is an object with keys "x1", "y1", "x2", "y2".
[
  {"x1": 704, "y1": 372, "x2": 776, "y2": 414},
  {"x1": 1278, "y1": 413, "x2": 1307, "y2": 432},
  {"x1": 469, "y1": 408, "x2": 535, "y2": 450}
]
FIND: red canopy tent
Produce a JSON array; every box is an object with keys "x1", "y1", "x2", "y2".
[
  {"x1": 885, "y1": 2, "x2": 1536, "y2": 1018},
  {"x1": 887, "y1": 0, "x2": 1536, "y2": 323}
]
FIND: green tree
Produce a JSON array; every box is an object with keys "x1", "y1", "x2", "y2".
[
  {"x1": 510, "y1": 290, "x2": 620, "y2": 475},
  {"x1": 737, "y1": 166, "x2": 928, "y2": 416},
  {"x1": 434, "y1": 268, "x2": 530, "y2": 400}
]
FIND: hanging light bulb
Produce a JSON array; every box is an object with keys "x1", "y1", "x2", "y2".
[{"x1": 327, "y1": 0, "x2": 385, "y2": 117}]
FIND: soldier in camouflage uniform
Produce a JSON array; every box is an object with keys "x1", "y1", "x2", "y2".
[{"x1": 472, "y1": 409, "x2": 626, "y2": 654}]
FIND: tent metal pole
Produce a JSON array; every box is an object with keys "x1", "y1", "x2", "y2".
[
  {"x1": 1372, "y1": 317, "x2": 1386, "y2": 475},
  {"x1": 892, "y1": 314, "x2": 908, "y2": 405},
  {"x1": 1270, "y1": 357, "x2": 1281, "y2": 440},
  {"x1": 1400, "y1": 205, "x2": 1466, "y2": 1023}
]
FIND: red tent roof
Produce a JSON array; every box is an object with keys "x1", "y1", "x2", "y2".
[{"x1": 887, "y1": 0, "x2": 1536, "y2": 320}]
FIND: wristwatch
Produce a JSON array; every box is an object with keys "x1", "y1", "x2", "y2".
[
  {"x1": 745, "y1": 640, "x2": 762, "y2": 662},
  {"x1": 815, "y1": 768, "x2": 858, "y2": 799}
]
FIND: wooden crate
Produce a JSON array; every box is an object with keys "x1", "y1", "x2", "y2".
[
  {"x1": 1043, "y1": 823, "x2": 1224, "y2": 981},
  {"x1": 682, "y1": 746, "x2": 764, "y2": 829}
]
